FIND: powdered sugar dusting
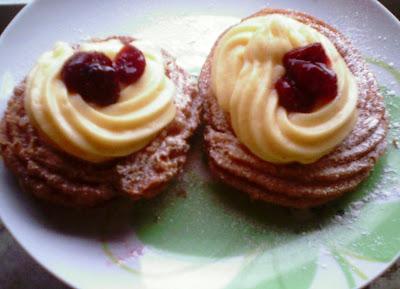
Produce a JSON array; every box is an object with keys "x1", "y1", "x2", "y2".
[{"x1": 134, "y1": 15, "x2": 240, "y2": 75}]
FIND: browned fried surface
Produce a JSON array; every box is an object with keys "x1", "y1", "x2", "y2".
[
  {"x1": 115, "y1": 52, "x2": 202, "y2": 200},
  {"x1": 200, "y1": 9, "x2": 388, "y2": 208},
  {"x1": 0, "y1": 39, "x2": 201, "y2": 207}
]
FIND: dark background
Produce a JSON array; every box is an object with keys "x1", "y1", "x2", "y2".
[{"x1": 380, "y1": 0, "x2": 400, "y2": 18}]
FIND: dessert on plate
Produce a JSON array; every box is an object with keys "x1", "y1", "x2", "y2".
[
  {"x1": 0, "y1": 36, "x2": 201, "y2": 207},
  {"x1": 200, "y1": 9, "x2": 388, "y2": 208}
]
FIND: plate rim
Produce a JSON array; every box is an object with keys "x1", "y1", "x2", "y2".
[{"x1": 0, "y1": 0, "x2": 400, "y2": 289}]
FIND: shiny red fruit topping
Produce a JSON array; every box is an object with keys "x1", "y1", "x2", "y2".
[
  {"x1": 114, "y1": 45, "x2": 146, "y2": 85},
  {"x1": 276, "y1": 76, "x2": 312, "y2": 112},
  {"x1": 283, "y1": 43, "x2": 330, "y2": 67},
  {"x1": 61, "y1": 44, "x2": 146, "y2": 107},
  {"x1": 61, "y1": 52, "x2": 119, "y2": 106},
  {"x1": 275, "y1": 43, "x2": 338, "y2": 113}
]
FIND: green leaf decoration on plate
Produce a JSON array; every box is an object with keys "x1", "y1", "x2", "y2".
[{"x1": 101, "y1": 58, "x2": 400, "y2": 289}]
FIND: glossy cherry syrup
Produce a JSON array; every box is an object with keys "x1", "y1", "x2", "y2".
[
  {"x1": 61, "y1": 52, "x2": 119, "y2": 106},
  {"x1": 61, "y1": 44, "x2": 146, "y2": 107},
  {"x1": 275, "y1": 43, "x2": 338, "y2": 113},
  {"x1": 114, "y1": 45, "x2": 146, "y2": 85}
]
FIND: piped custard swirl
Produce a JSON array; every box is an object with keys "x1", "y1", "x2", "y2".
[
  {"x1": 25, "y1": 39, "x2": 176, "y2": 163},
  {"x1": 211, "y1": 14, "x2": 358, "y2": 164}
]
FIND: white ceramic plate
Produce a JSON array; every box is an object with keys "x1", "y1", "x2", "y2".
[{"x1": 1, "y1": 1, "x2": 400, "y2": 289}]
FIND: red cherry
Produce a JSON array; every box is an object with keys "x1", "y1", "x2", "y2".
[
  {"x1": 61, "y1": 43, "x2": 147, "y2": 106},
  {"x1": 283, "y1": 43, "x2": 330, "y2": 67},
  {"x1": 276, "y1": 76, "x2": 313, "y2": 113},
  {"x1": 286, "y1": 59, "x2": 338, "y2": 101},
  {"x1": 114, "y1": 45, "x2": 146, "y2": 85},
  {"x1": 61, "y1": 52, "x2": 120, "y2": 106},
  {"x1": 275, "y1": 42, "x2": 338, "y2": 113}
]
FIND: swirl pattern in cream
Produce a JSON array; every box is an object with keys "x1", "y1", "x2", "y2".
[
  {"x1": 211, "y1": 14, "x2": 358, "y2": 164},
  {"x1": 25, "y1": 39, "x2": 176, "y2": 163}
]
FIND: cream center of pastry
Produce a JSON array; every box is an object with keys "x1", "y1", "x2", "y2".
[
  {"x1": 211, "y1": 14, "x2": 358, "y2": 164},
  {"x1": 25, "y1": 39, "x2": 176, "y2": 163}
]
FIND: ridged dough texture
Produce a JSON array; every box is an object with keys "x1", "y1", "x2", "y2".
[
  {"x1": 200, "y1": 9, "x2": 388, "y2": 208},
  {"x1": 0, "y1": 37, "x2": 202, "y2": 207}
]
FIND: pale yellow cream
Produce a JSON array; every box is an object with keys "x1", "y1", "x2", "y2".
[
  {"x1": 25, "y1": 39, "x2": 176, "y2": 163},
  {"x1": 211, "y1": 14, "x2": 358, "y2": 164}
]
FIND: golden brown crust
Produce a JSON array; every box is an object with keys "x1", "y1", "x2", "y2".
[
  {"x1": 115, "y1": 51, "x2": 202, "y2": 199},
  {"x1": 200, "y1": 9, "x2": 388, "y2": 208},
  {"x1": 0, "y1": 37, "x2": 201, "y2": 207}
]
